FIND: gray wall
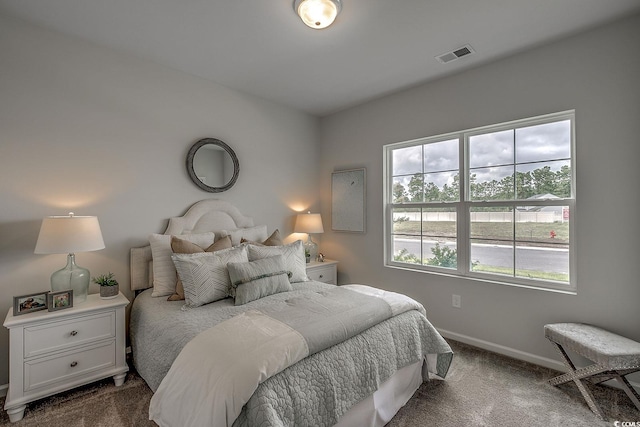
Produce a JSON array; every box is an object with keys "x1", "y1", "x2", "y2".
[
  {"x1": 319, "y1": 14, "x2": 640, "y2": 368},
  {"x1": 1, "y1": 8, "x2": 639, "y2": 392},
  {"x1": 0, "y1": 14, "x2": 319, "y2": 385}
]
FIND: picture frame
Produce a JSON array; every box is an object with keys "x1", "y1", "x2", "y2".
[
  {"x1": 13, "y1": 291, "x2": 49, "y2": 316},
  {"x1": 332, "y1": 168, "x2": 366, "y2": 233},
  {"x1": 48, "y1": 289, "x2": 74, "y2": 312}
]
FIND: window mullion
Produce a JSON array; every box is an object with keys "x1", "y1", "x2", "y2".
[{"x1": 459, "y1": 134, "x2": 469, "y2": 274}]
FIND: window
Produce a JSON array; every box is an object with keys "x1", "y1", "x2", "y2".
[{"x1": 384, "y1": 111, "x2": 575, "y2": 292}]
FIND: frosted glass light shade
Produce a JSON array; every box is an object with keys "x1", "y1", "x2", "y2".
[
  {"x1": 35, "y1": 213, "x2": 105, "y2": 304},
  {"x1": 294, "y1": 0, "x2": 342, "y2": 29}
]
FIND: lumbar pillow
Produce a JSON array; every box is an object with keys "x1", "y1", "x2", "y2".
[
  {"x1": 171, "y1": 246, "x2": 248, "y2": 308},
  {"x1": 240, "y1": 229, "x2": 283, "y2": 246},
  {"x1": 148, "y1": 232, "x2": 216, "y2": 297},
  {"x1": 227, "y1": 255, "x2": 292, "y2": 305},
  {"x1": 219, "y1": 225, "x2": 268, "y2": 246},
  {"x1": 247, "y1": 240, "x2": 308, "y2": 283},
  {"x1": 167, "y1": 235, "x2": 232, "y2": 301}
]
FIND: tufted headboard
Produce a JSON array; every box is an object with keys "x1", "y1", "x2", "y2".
[{"x1": 129, "y1": 199, "x2": 255, "y2": 292}]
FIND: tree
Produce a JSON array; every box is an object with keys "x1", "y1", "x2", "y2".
[
  {"x1": 407, "y1": 173, "x2": 424, "y2": 202},
  {"x1": 424, "y1": 182, "x2": 441, "y2": 201},
  {"x1": 441, "y1": 174, "x2": 460, "y2": 201},
  {"x1": 554, "y1": 165, "x2": 571, "y2": 197},
  {"x1": 392, "y1": 182, "x2": 408, "y2": 203},
  {"x1": 531, "y1": 166, "x2": 556, "y2": 195},
  {"x1": 395, "y1": 166, "x2": 571, "y2": 203}
]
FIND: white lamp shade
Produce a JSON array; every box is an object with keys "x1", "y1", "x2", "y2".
[
  {"x1": 295, "y1": 0, "x2": 342, "y2": 29},
  {"x1": 294, "y1": 213, "x2": 324, "y2": 234},
  {"x1": 35, "y1": 215, "x2": 105, "y2": 254}
]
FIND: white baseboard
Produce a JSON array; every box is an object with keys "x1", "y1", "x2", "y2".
[
  {"x1": 0, "y1": 383, "x2": 7, "y2": 398},
  {"x1": 438, "y1": 328, "x2": 640, "y2": 391}
]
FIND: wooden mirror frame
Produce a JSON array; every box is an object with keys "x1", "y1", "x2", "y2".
[{"x1": 186, "y1": 138, "x2": 239, "y2": 193}]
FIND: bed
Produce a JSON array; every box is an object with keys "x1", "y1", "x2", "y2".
[{"x1": 129, "y1": 199, "x2": 453, "y2": 427}]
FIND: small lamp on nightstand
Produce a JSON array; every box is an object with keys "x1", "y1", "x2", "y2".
[
  {"x1": 34, "y1": 213, "x2": 105, "y2": 304},
  {"x1": 294, "y1": 211, "x2": 324, "y2": 262}
]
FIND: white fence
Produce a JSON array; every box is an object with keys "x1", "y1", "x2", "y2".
[{"x1": 393, "y1": 210, "x2": 564, "y2": 223}]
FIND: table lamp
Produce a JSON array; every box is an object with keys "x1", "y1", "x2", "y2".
[
  {"x1": 34, "y1": 213, "x2": 105, "y2": 303},
  {"x1": 294, "y1": 212, "x2": 324, "y2": 262}
]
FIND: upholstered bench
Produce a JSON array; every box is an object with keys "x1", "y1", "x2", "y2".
[{"x1": 545, "y1": 323, "x2": 640, "y2": 420}]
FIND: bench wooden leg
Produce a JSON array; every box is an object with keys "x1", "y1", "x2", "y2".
[{"x1": 548, "y1": 342, "x2": 607, "y2": 420}]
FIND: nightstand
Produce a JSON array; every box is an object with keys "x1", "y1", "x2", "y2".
[
  {"x1": 306, "y1": 259, "x2": 338, "y2": 284},
  {"x1": 3, "y1": 293, "x2": 129, "y2": 423}
]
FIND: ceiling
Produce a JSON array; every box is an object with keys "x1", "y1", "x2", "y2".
[{"x1": 1, "y1": 0, "x2": 639, "y2": 117}]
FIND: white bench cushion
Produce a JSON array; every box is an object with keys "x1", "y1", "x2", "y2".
[{"x1": 545, "y1": 323, "x2": 640, "y2": 370}]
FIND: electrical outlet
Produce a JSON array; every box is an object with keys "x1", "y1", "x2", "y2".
[{"x1": 452, "y1": 294, "x2": 461, "y2": 308}]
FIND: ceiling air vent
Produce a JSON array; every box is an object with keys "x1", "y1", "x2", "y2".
[{"x1": 436, "y1": 44, "x2": 475, "y2": 64}]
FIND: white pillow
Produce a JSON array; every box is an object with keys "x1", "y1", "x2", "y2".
[
  {"x1": 247, "y1": 240, "x2": 308, "y2": 283},
  {"x1": 219, "y1": 225, "x2": 268, "y2": 246},
  {"x1": 172, "y1": 246, "x2": 249, "y2": 308},
  {"x1": 148, "y1": 232, "x2": 216, "y2": 297}
]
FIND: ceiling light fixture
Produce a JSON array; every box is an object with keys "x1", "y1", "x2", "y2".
[{"x1": 294, "y1": 0, "x2": 342, "y2": 30}]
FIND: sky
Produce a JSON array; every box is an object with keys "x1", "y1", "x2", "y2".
[{"x1": 392, "y1": 120, "x2": 571, "y2": 190}]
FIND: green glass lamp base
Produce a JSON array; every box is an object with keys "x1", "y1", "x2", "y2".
[{"x1": 51, "y1": 253, "x2": 89, "y2": 303}]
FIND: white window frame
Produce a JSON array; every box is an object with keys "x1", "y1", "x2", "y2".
[{"x1": 383, "y1": 110, "x2": 576, "y2": 293}]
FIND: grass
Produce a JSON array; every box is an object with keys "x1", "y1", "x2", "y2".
[
  {"x1": 392, "y1": 220, "x2": 570, "y2": 283},
  {"x1": 393, "y1": 221, "x2": 569, "y2": 245},
  {"x1": 471, "y1": 264, "x2": 569, "y2": 282}
]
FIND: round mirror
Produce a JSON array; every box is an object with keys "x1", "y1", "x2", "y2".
[{"x1": 187, "y1": 138, "x2": 239, "y2": 192}]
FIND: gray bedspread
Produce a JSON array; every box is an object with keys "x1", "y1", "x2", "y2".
[{"x1": 131, "y1": 282, "x2": 453, "y2": 426}]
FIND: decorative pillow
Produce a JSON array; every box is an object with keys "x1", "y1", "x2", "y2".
[
  {"x1": 167, "y1": 235, "x2": 233, "y2": 301},
  {"x1": 227, "y1": 255, "x2": 292, "y2": 305},
  {"x1": 148, "y1": 232, "x2": 216, "y2": 297},
  {"x1": 171, "y1": 246, "x2": 248, "y2": 308},
  {"x1": 240, "y1": 229, "x2": 283, "y2": 246},
  {"x1": 247, "y1": 240, "x2": 308, "y2": 283},
  {"x1": 219, "y1": 225, "x2": 268, "y2": 246}
]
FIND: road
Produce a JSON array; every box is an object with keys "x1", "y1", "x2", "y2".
[{"x1": 394, "y1": 238, "x2": 569, "y2": 274}]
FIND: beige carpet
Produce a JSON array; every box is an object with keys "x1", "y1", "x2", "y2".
[{"x1": 1, "y1": 340, "x2": 637, "y2": 426}]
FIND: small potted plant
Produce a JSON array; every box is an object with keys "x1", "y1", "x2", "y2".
[{"x1": 92, "y1": 272, "x2": 119, "y2": 299}]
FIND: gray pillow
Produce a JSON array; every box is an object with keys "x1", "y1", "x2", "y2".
[
  {"x1": 172, "y1": 246, "x2": 248, "y2": 308},
  {"x1": 227, "y1": 255, "x2": 292, "y2": 305},
  {"x1": 247, "y1": 240, "x2": 308, "y2": 283}
]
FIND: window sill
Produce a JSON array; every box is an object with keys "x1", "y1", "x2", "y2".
[{"x1": 384, "y1": 262, "x2": 577, "y2": 295}]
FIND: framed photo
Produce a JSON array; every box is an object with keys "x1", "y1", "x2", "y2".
[
  {"x1": 48, "y1": 290, "x2": 74, "y2": 312},
  {"x1": 13, "y1": 291, "x2": 49, "y2": 316},
  {"x1": 332, "y1": 168, "x2": 366, "y2": 233}
]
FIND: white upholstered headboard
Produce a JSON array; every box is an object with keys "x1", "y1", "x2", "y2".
[{"x1": 129, "y1": 199, "x2": 255, "y2": 292}]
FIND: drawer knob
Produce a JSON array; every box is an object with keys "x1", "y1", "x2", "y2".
[
  {"x1": 70, "y1": 331, "x2": 78, "y2": 336},
  {"x1": 319, "y1": 274, "x2": 324, "y2": 278},
  {"x1": 70, "y1": 361, "x2": 78, "y2": 368}
]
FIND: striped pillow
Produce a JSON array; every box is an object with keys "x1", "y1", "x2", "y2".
[
  {"x1": 172, "y1": 246, "x2": 248, "y2": 308},
  {"x1": 247, "y1": 240, "x2": 308, "y2": 283}
]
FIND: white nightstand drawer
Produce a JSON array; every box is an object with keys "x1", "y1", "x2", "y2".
[
  {"x1": 307, "y1": 265, "x2": 336, "y2": 284},
  {"x1": 24, "y1": 340, "x2": 116, "y2": 392},
  {"x1": 24, "y1": 312, "x2": 116, "y2": 358}
]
